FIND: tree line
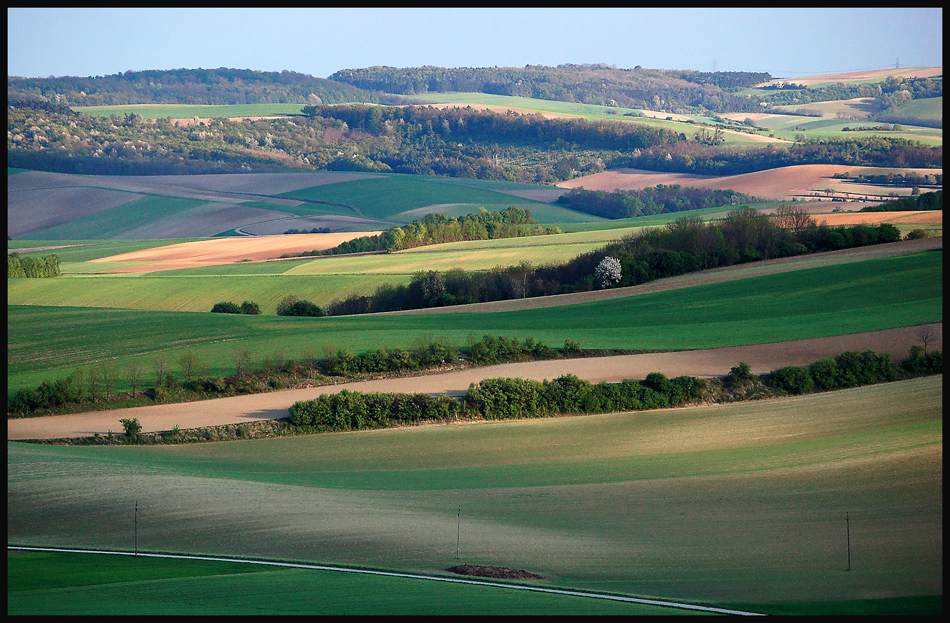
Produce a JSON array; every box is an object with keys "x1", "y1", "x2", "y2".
[
  {"x1": 328, "y1": 64, "x2": 772, "y2": 113},
  {"x1": 859, "y1": 190, "x2": 942, "y2": 212},
  {"x1": 296, "y1": 207, "x2": 560, "y2": 257},
  {"x1": 8, "y1": 253, "x2": 61, "y2": 278},
  {"x1": 321, "y1": 207, "x2": 907, "y2": 315},
  {"x1": 287, "y1": 346, "x2": 942, "y2": 432},
  {"x1": 555, "y1": 185, "x2": 757, "y2": 219},
  {"x1": 7, "y1": 333, "x2": 589, "y2": 416},
  {"x1": 8, "y1": 101, "x2": 940, "y2": 183}
]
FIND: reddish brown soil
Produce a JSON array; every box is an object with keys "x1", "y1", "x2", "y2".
[
  {"x1": 89, "y1": 232, "x2": 383, "y2": 273},
  {"x1": 447, "y1": 565, "x2": 543, "y2": 580}
]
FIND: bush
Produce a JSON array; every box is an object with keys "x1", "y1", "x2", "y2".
[
  {"x1": 240, "y1": 301, "x2": 261, "y2": 315},
  {"x1": 725, "y1": 362, "x2": 756, "y2": 387},
  {"x1": 767, "y1": 365, "x2": 814, "y2": 395},
  {"x1": 276, "y1": 295, "x2": 324, "y2": 317},
  {"x1": 211, "y1": 301, "x2": 242, "y2": 314},
  {"x1": 120, "y1": 417, "x2": 142, "y2": 438},
  {"x1": 904, "y1": 229, "x2": 929, "y2": 240}
]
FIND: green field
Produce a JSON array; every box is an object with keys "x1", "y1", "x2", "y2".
[
  {"x1": 7, "y1": 249, "x2": 942, "y2": 399},
  {"x1": 8, "y1": 374, "x2": 942, "y2": 613},
  {"x1": 7, "y1": 550, "x2": 699, "y2": 616},
  {"x1": 277, "y1": 173, "x2": 586, "y2": 223}
]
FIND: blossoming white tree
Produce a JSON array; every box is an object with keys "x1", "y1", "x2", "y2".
[{"x1": 594, "y1": 256, "x2": 622, "y2": 288}]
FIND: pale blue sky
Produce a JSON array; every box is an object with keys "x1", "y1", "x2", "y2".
[{"x1": 7, "y1": 8, "x2": 943, "y2": 80}]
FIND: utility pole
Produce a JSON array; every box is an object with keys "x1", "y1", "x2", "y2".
[
  {"x1": 134, "y1": 501, "x2": 138, "y2": 556},
  {"x1": 456, "y1": 506, "x2": 461, "y2": 560},
  {"x1": 846, "y1": 511, "x2": 851, "y2": 571}
]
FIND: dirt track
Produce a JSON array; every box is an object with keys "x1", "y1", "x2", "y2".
[
  {"x1": 7, "y1": 321, "x2": 941, "y2": 441},
  {"x1": 8, "y1": 237, "x2": 941, "y2": 441}
]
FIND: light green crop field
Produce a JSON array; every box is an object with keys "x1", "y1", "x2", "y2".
[
  {"x1": 8, "y1": 228, "x2": 636, "y2": 312},
  {"x1": 73, "y1": 103, "x2": 308, "y2": 119},
  {"x1": 6, "y1": 249, "x2": 942, "y2": 398},
  {"x1": 7, "y1": 374, "x2": 942, "y2": 613}
]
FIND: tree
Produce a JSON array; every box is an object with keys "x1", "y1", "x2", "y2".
[
  {"x1": 915, "y1": 325, "x2": 939, "y2": 355},
  {"x1": 594, "y1": 256, "x2": 622, "y2": 288},
  {"x1": 99, "y1": 361, "x2": 118, "y2": 400},
  {"x1": 126, "y1": 360, "x2": 143, "y2": 396},
  {"x1": 234, "y1": 348, "x2": 253, "y2": 377},
  {"x1": 154, "y1": 352, "x2": 170, "y2": 388},
  {"x1": 179, "y1": 351, "x2": 201, "y2": 384}
]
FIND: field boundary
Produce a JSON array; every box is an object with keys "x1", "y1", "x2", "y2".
[{"x1": 8, "y1": 545, "x2": 765, "y2": 616}]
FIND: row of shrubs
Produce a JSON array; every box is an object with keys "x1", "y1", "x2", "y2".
[
  {"x1": 288, "y1": 347, "x2": 943, "y2": 433},
  {"x1": 766, "y1": 345, "x2": 942, "y2": 395},
  {"x1": 288, "y1": 371, "x2": 707, "y2": 430},
  {"x1": 211, "y1": 300, "x2": 261, "y2": 315},
  {"x1": 7, "y1": 333, "x2": 576, "y2": 415}
]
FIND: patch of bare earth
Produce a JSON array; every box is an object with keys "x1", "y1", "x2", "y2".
[
  {"x1": 757, "y1": 67, "x2": 942, "y2": 87},
  {"x1": 89, "y1": 232, "x2": 383, "y2": 273},
  {"x1": 558, "y1": 164, "x2": 943, "y2": 202},
  {"x1": 447, "y1": 565, "x2": 543, "y2": 580}
]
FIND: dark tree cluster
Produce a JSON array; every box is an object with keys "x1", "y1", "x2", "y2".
[
  {"x1": 7, "y1": 67, "x2": 387, "y2": 106},
  {"x1": 8, "y1": 253, "x2": 61, "y2": 278},
  {"x1": 328, "y1": 64, "x2": 772, "y2": 113},
  {"x1": 555, "y1": 184, "x2": 757, "y2": 219},
  {"x1": 859, "y1": 190, "x2": 942, "y2": 212},
  {"x1": 322, "y1": 207, "x2": 906, "y2": 316},
  {"x1": 301, "y1": 207, "x2": 559, "y2": 257}
]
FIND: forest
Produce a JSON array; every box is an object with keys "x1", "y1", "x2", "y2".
[{"x1": 7, "y1": 98, "x2": 941, "y2": 181}]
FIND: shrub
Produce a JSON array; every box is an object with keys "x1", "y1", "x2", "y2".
[
  {"x1": 767, "y1": 365, "x2": 814, "y2": 395},
  {"x1": 120, "y1": 417, "x2": 142, "y2": 438},
  {"x1": 276, "y1": 295, "x2": 324, "y2": 317},
  {"x1": 725, "y1": 362, "x2": 756, "y2": 387},
  {"x1": 239, "y1": 301, "x2": 261, "y2": 315},
  {"x1": 211, "y1": 301, "x2": 242, "y2": 314},
  {"x1": 904, "y1": 229, "x2": 929, "y2": 240}
]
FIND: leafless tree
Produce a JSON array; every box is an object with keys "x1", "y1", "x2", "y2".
[
  {"x1": 126, "y1": 361, "x2": 143, "y2": 396},
  {"x1": 915, "y1": 325, "x2": 939, "y2": 355}
]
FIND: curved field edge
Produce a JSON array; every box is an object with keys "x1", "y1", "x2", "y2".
[
  {"x1": 7, "y1": 376, "x2": 942, "y2": 608},
  {"x1": 6, "y1": 248, "x2": 942, "y2": 399}
]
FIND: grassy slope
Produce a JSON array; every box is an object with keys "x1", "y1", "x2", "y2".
[
  {"x1": 6, "y1": 249, "x2": 942, "y2": 398},
  {"x1": 7, "y1": 550, "x2": 681, "y2": 616},
  {"x1": 7, "y1": 375, "x2": 942, "y2": 612}
]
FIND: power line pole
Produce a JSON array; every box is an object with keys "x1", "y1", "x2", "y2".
[
  {"x1": 846, "y1": 511, "x2": 851, "y2": 571},
  {"x1": 456, "y1": 506, "x2": 461, "y2": 560},
  {"x1": 134, "y1": 501, "x2": 138, "y2": 556}
]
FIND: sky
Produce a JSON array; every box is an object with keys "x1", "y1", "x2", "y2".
[{"x1": 7, "y1": 8, "x2": 943, "y2": 80}]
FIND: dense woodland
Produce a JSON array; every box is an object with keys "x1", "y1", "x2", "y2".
[
  {"x1": 329, "y1": 64, "x2": 773, "y2": 113},
  {"x1": 8, "y1": 99, "x2": 941, "y2": 181},
  {"x1": 7, "y1": 67, "x2": 389, "y2": 106}
]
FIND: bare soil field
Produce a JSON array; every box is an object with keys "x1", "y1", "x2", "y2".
[
  {"x1": 757, "y1": 67, "x2": 942, "y2": 87},
  {"x1": 6, "y1": 322, "x2": 941, "y2": 441},
  {"x1": 89, "y1": 232, "x2": 383, "y2": 272},
  {"x1": 558, "y1": 164, "x2": 943, "y2": 201}
]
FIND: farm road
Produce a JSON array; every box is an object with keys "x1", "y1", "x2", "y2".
[{"x1": 7, "y1": 323, "x2": 941, "y2": 441}]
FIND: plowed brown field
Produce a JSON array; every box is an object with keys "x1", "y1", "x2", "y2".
[
  {"x1": 89, "y1": 232, "x2": 383, "y2": 273},
  {"x1": 558, "y1": 164, "x2": 943, "y2": 202}
]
